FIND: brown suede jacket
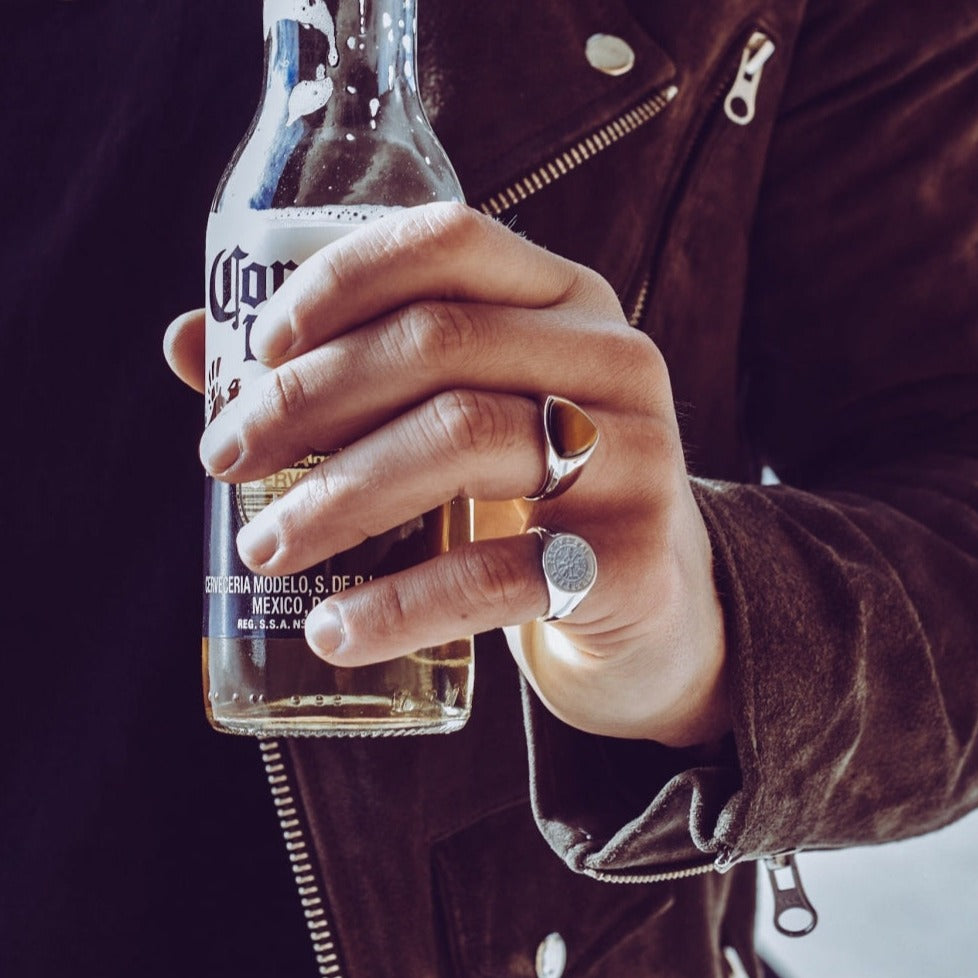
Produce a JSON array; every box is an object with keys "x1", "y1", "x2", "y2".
[
  {"x1": 1, "y1": 0, "x2": 972, "y2": 974},
  {"x1": 247, "y1": 2, "x2": 978, "y2": 976},
  {"x1": 2, "y1": 0, "x2": 973, "y2": 973}
]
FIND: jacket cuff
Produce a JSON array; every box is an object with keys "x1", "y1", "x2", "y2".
[
  {"x1": 522, "y1": 677, "x2": 745, "y2": 878},
  {"x1": 519, "y1": 479, "x2": 762, "y2": 878},
  {"x1": 524, "y1": 470, "x2": 977, "y2": 878}
]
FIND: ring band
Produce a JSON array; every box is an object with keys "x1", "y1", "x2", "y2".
[
  {"x1": 524, "y1": 395, "x2": 600, "y2": 502},
  {"x1": 529, "y1": 527, "x2": 598, "y2": 621}
]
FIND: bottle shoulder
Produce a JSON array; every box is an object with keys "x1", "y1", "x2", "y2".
[{"x1": 213, "y1": 105, "x2": 462, "y2": 212}]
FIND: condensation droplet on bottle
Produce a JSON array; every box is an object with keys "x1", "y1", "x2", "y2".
[
  {"x1": 249, "y1": 693, "x2": 259, "y2": 704},
  {"x1": 291, "y1": 695, "x2": 302, "y2": 706}
]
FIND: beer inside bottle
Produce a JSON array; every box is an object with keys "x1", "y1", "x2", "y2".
[{"x1": 202, "y1": 1, "x2": 473, "y2": 736}]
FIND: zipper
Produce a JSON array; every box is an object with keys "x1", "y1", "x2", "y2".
[
  {"x1": 589, "y1": 847, "x2": 817, "y2": 939},
  {"x1": 584, "y1": 860, "x2": 716, "y2": 885},
  {"x1": 260, "y1": 740, "x2": 819, "y2": 965},
  {"x1": 259, "y1": 740, "x2": 347, "y2": 977},
  {"x1": 478, "y1": 85, "x2": 679, "y2": 219},
  {"x1": 627, "y1": 28, "x2": 775, "y2": 327},
  {"x1": 723, "y1": 32, "x2": 776, "y2": 125},
  {"x1": 764, "y1": 851, "x2": 819, "y2": 937}
]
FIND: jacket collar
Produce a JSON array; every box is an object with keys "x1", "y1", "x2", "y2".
[{"x1": 419, "y1": 0, "x2": 676, "y2": 204}]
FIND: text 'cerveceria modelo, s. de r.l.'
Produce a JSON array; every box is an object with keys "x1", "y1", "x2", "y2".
[{"x1": 203, "y1": 573, "x2": 373, "y2": 596}]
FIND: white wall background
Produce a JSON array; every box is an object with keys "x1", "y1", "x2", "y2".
[{"x1": 755, "y1": 808, "x2": 978, "y2": 978}]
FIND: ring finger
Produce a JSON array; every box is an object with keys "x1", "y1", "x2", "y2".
[{"x1": 234, "y1": 389, "x2": 554, "y2": 576}]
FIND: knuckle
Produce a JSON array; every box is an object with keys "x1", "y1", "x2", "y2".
[
  {"x1": 368, "y1": 575, "x2": 410, "y2": 635},
  {"x1": 268, "y1": 503, "x2": 303, "y2": 556},
  {"x1": 304, "y1": 462, "x2": 339, "y2": 513},
  {"x1": 606, "y1": 328, "x2": 671, "y2": 405},
  {"x1": 632, "y1": 415, "x2": 689, "y2": 502},
  {"x1": 568, "y1": 262, "x2": 622, "y2": 312},
  {"x1": 304, "y1": 464, "x2": 379, "y2": 542},
  {"x1": 416, "y1": 200, "x2": 484, "y2": 248},
  {"x1": 306, "y1": 244, "x2": 346, "y2": 296},
  {"x1": 426, "y1": 389, "x2": 510, "y2": 462},
  {"x1": 452, "y1": 546, "x2": 528, "y2": 612},
  {"x1": 287, "y1": 248, "x2": 344, "y2": 337},
  {"x1": 617, "y1": 323, "x2": 666, "y2": 374},
  {"x1": 385, "y1": 201, "x2": 483, "y2": 259},
  {"x1": 263, "y1": 361, "x2": 310, "y2": 422},
  {"x1": 410, "y1": 300, "x2": 480, "y2": 368},
  {"x1": 378, "y1": 301, "x2": 479, "y2": 377}
]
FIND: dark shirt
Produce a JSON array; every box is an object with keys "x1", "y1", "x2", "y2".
[{"x1": 2, "y1": 3, "x2": 314, "y2": 974}]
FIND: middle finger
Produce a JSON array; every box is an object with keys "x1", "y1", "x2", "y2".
[{"x1": 198, "y1": 300, "x2": 654, "y2": 482}]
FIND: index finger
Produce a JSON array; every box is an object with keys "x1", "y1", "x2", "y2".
[{"x1": 247, "y1": 201, "x2": 615, "y2": 365}]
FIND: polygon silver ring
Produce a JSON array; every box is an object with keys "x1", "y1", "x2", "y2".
[{"x1": 528, "y1": 527, "x2": 598, "y2": 622}]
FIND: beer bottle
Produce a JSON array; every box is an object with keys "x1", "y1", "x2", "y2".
[{"x1": 203, "y1": 0, "x2": 472, "y2": 736}]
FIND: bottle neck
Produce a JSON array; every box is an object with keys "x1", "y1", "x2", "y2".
[
  {"x1": 215, "y1": 0, "x2": 459, "y2": 211},
  {"x1": 262, "y1": 0, "x2": 421, "y2": 131}
]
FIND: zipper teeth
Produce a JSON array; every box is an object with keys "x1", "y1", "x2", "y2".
[
  {"x1": 259, "y1": 740, "x2": 346, "y2": 978},
  {"x1": 627, "y1": 272, "x2": 651, "y2": 327},
  {"x1": 585, "y1": 860, "x2": 716, "y2": 885},
  {"x1": 478, "y1": 85, "x2": 679, "y2": 218},
  {"x1": 627, "y1": 28, "x2": 772, "y2": 330}
]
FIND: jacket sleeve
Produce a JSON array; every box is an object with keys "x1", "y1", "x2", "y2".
[{"x1": 523, "y1": 0, "x2": 978, "y2": 877}]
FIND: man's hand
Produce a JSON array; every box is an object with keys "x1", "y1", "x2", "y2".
[{"x1": 164, "y1": 202, "x2": 728, "y2": 746}]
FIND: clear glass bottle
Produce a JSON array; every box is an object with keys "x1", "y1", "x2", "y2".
[{"x1": 203, "y1": 0, "x2": 472, "y2": 737}]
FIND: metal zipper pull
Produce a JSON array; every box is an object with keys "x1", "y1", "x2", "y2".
[
  {"x1": 764, "y1": 852, "x2": 819, "y2": 937},
  {"x1": 724, "y1": 31, "x2": 776, "y2": 125}
]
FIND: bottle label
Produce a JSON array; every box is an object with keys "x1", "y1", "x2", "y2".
[{"x1": 204, "y1": 207, "x2": 396, "y2": 639}]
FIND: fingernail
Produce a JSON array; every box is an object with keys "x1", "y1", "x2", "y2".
[
  {"x1": 200, "y1": 423, "x2": 241, "y2": 474},
  {"x1": 307, "y1": 607, "x2": 345, "y2": 660},
  {"x1": 251, "y1": 312, "x2": 294, "y2": 362},
  {"x1": 237, "y1": 519, "x2": 279, "y2": 568}
]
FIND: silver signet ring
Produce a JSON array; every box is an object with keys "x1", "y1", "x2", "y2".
[
  {"x1": 529, "y1": 527, "x2": 598, "y2": 622},
  {"x1": 524, "y1": 395, "x2": 600, "y2": 502}
]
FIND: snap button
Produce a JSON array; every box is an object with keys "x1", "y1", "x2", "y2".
[
  {"x1": 535, "y1": 932, "x2": 567, "y2": 978},
  {"x1": 585, "y1": 34, "x2": 636, "y2": 76}
]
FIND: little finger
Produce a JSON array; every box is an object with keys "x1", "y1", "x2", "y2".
[{"x1": 303, "y1": 533, "x2": 553, "y2": 665}]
